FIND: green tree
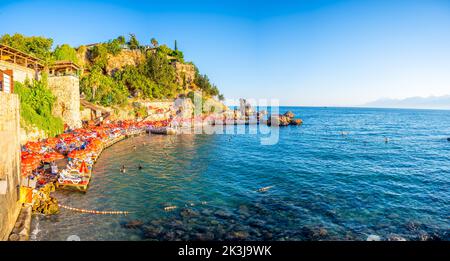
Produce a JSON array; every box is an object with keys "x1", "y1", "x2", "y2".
[
  {"x1": 115, "y1": 65, "x2": 158, "y2": 99},
  {"x1": 53, "y1": 44, "x2": 78, "y2": 63},
  {"x1": 128, "y1": 33, "x2": 140, "y2": 50},
  {"x1": 0, "y1": 33, "x2": 53, "y2": 62},
  {"x1": 91, "y1": 44, "x2": 109, "y2": 70},
  {"x1": 145, "y1": 52, "x2": 178, "y2": 97},
  {"x1": 117, "y1": 36, "x2": 126, "y2": 45},
  {"x1": 151, "y1": 38, "x2": 159, "y2": 48},
  {"x1": 80, "y1": 66, "x2": 130, "y2": 106}
]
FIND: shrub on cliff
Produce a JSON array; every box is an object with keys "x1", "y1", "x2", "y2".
[
  {"x1": 53, "y1": 44, "x2": 79, "y2": 64},
  {"x1": 128, "y1": 33, "x2": 140, "y2": 50},
  {"x1": 14, "y1": 80, "x2": 64, "y2": 136},
  {"x1": 194, "y1": 71, "x2": 219, "y2": 97},
  {"x1": 80, "y1": 66, "x2": 129, "y2": 106},
  {"x1": 114, "y1": 65, "x2": 160, "y2": 99}
]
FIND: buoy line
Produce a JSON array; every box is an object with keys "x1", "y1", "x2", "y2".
[{"x1": 58, "y1": 204, "x2": 130, "y2": 215}]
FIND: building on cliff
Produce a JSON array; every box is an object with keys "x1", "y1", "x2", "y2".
[
  {"x1": 0, "y1": 44, "x2": 83, "y2": 130},
  {"x1": 0, "y1": 69, "x2": 14, "y2": 93},
  {"x1": 0, "y1": 44, "x2": 43, "y2": 83}
]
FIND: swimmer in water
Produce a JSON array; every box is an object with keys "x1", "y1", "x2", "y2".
[
  {"x1": 385, "y1": 137, "x2": 389, "y2": 143},
  {"x1": 133, "y1": 145, "x2": 137, "y2": 150},
  {"x1": 138, "y1": 164, "x2": 143, "y2": 170},
  {"x1": 120, "y1": 165, "x2": 127, "y2": 173}
]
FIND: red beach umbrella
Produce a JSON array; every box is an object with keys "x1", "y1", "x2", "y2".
[
  {"x1": 43, "y1": 151, "x2": 65, "y2": 162},
  {"x1": 79, "y1": 161, "x2": 88, "y2": 174}
]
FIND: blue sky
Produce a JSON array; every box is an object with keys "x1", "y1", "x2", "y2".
[{"x1": 1, "y1": 0, "x2": 450, "y2": 106}]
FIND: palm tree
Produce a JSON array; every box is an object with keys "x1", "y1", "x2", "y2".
[{"x1": 151, "y1": 38, "x2": 159, "y2": 48}]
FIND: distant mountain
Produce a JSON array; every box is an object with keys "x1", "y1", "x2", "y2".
[{"x1": 362, "y1": 95, "x2": 450, "y2": 110}]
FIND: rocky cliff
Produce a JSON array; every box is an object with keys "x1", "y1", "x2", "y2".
[
  {"x1": 172, "y1": 61, "x2": 196, "y2": 89},
  {"x1": 106, "y1": 49, "x2": 145, "y2": 75}
]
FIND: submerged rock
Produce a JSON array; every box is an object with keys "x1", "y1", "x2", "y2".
[
  {"x1": 387, "y1": 234, "x2": 407, "y2": 241},
  {"x1": 180, "y1": 208, "x2": 199, "y2": 218},
  {"x1": 316, "y1": 228, "x2": 328, "y2": 238},
  {"x1": 194, "y1": 232, "x2": 215, "y2": 241},
  {"x1": 215, "y1": 210, "x2": 232, "y2": 219},
  {"x1": 366, "y1": 234, "x2": 381, "y2": 241},
  {"x1": 406, "y1": 221, "x2": 421, "y2": 231},
  {"x1": 299, "y1": 226, "x2": 315, "y2": 240},
  {"x1": 201, "y1": 209, "x2": 213, "y2": 216},
  {"x1": 231, "y1": 231, "x2": 249, "y2": 240},
  {"x1": 122, "y1": 220, "x2": 144, "y2": 229},
  {"x1": 248, "y1": 219, "x2": 266, "y2": 228},
  {"x1": 417, "y1": 232, "x2": 443, "y2": 241},
  {"x1": 262, "y1": 232, "x2": 273, "y2": 240},
  {"x1": 238, "y1": 205, "x2": 249, "y2": 215},
  {"x1": 142, "y1": 225, "x2": 163, "y2": 239}
]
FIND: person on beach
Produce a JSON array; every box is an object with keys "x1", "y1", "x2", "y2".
[
  {"x1": 51, "y1": 162, "x2": 58, "y2": 175},
  {"x1": 120, "y1": 165, "x2": 127, "y2": 173}
]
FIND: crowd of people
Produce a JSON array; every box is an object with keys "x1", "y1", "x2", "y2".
[{"x1": 20, "y1": 120, "x2": 170, "y2": 198}]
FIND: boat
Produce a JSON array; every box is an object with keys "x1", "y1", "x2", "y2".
[{"x1": 149, "y1": 127, "x2": 178, "y2": 135}]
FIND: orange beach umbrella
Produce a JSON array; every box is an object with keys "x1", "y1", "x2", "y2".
[{"x1": 43, "y1": 151, "x2": 65, "y2": 162}]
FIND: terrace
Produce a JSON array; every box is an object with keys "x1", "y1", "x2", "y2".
[{"x1": 0, "y1": 44, "x2": 44, "y2": 71}]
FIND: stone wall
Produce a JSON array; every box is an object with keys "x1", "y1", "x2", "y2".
[
  {"x1": 47, "y1": 75, "x2": 82, "y2": 129},
  {"x1": 0, "y1": 92, "x2": 21, "y2": 241},
  {"x1": 0, "y1": 61, "x2": 38, "y2": 83},
  {"x1": 20, "y1": 126, "x2": 47, "y2": 145}
]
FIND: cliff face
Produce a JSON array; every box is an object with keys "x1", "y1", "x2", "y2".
[
  {"x1": 106, "y1": 49, "x2": 145, "y2": 75},
  {"x1": 172, "y1": 61, "x2": 195, "y2": 89},
  {"x1": 75, "y1": 46, "x2": 88, "y2": 72},
  {"x1": 76, "y1": 47, "x2": 145, "y2": 76}
]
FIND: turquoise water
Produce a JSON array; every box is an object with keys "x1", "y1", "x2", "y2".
[{"x1": 33, "y1": 107, "x2": 450, "y2": 241}]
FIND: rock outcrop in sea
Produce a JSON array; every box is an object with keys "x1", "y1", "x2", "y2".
[{"x1": 268, "y1": 111, "x2": 303, "y2": 126}]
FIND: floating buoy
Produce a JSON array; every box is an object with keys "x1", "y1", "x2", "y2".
[
  {"x1": 58, "y1": 204, "x2": 129, "y2": 215},
  {"x1": 257, "y1": 186, "x2": 274, "y2": 193},
  {"x1": 164, "y1": 206, "x2": 177, "y2": 211}
]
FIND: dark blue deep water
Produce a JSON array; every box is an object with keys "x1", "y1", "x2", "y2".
[{"x1": 33, "y1": 107, "x2": 450, "y2": 241}]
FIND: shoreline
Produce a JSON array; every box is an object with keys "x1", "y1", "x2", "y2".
[{"x1": 10, "y1": 121, "x2": 165, "y2": 240}]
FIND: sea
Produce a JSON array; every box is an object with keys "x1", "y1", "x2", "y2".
[{"x1": 32, "y1": 107, "x2": 450, "y2": 241}]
